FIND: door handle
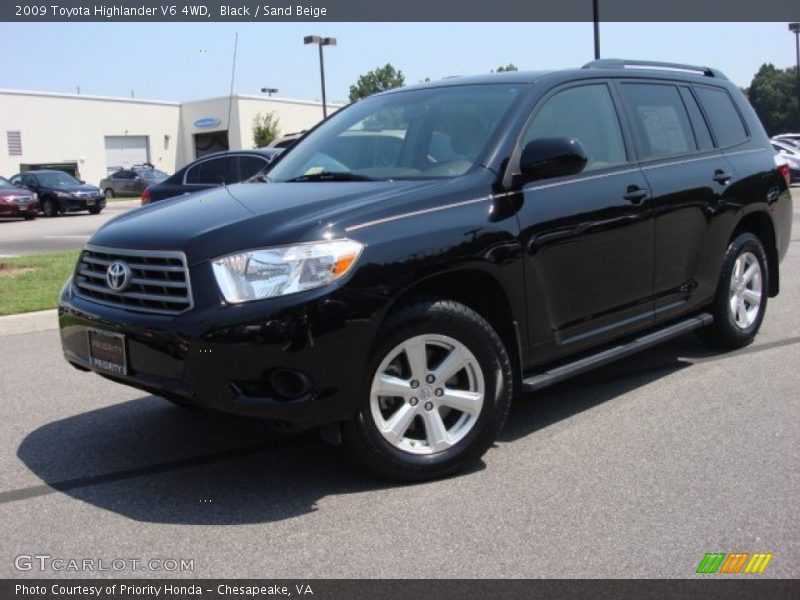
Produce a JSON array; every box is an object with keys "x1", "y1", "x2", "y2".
[
  {"x1": 623, "y1": 186, "x2": 650, "y2": 204},
  {"x1": 713, "y1": 169, "x2": 733, "y2": 185}
]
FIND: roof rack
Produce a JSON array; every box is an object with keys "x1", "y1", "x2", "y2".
[{"x1": 582, "y1": 59, "x2": 727, "y2": 80}]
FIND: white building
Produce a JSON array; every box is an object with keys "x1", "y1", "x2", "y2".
[{"x1": 0, "y1": 89, "x2": 337, "y2": 186}]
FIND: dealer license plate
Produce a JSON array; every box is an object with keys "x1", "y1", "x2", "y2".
[{"x1": 87, "y1": 329, "x2": 127, "y2": 375}]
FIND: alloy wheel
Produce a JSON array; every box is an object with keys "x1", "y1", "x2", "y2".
[
  {"x1": 729, "y1": 251, "x2": 762, "y2": 329},
  {"x1": 369, "y1": 334, "x2": 485, "y2": 455}
]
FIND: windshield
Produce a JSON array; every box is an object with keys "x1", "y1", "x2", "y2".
[
  {"x1": 268, "y1": 84, "x2": 525, "y2": 182},
  {"x1": 140, "y1": 169, "x2": 168, "y2": 180},
  {"x1": 0, "y1": 177, "x2": 15, "y2": 189},
  {"x1": 36, "y1": 172, "x2": 81, "y2": 187}
]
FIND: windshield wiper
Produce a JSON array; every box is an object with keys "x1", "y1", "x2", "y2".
[{"x1": 284, "y1": 171, "x2": 377, "y2": 182}]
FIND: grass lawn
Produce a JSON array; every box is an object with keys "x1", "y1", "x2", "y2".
[{"x1": 0, "y1": 250, "x2": 79, "y2": 315}]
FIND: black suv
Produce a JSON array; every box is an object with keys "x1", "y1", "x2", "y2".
[{"x1": 59, "y1": 60, "x2": 793, "y2": 481}]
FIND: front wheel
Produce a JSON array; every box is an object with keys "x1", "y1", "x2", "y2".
[
  {"x1": 104, "y1": 188, "x2": 115, "y2": 199},
  {"x1": 88, "y1": 206, "x2": 103, "y2": 215},
  {"x1": 41, "y1": 198, "x2": 59, "y2": 217},
  {"x1": 343, "y1": 299, "x2": 513, "y2": 481},
  {"x1": 697, "y1": 232, "x2": 768, "y2": 350}
]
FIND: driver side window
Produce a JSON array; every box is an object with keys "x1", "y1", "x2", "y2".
[{"x1": 523, "y1": 84, "x2": 627, "y2": 171}]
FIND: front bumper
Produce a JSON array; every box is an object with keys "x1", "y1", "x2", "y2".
[
  {"x1": 61, "y1": 195, "x2": 106, "y2": 211},
  {"x1": 0, "y1": 200, "x2": 39, "y2": 216},
  {"x1": 59, "y1": 277, "x2": 387, "y2": 429}
]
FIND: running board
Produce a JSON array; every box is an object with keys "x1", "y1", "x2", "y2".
[{"x1": 522, "y1": 313, "x2": 714, "y2": 393}]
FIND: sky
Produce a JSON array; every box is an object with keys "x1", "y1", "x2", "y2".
[{"x1": 0, "y1": 22, "x2": 796, "y2": 104}]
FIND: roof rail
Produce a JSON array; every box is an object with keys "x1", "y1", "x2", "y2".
[{"x1": 582, "y1": 59, "x2": 727, "y2": 80}]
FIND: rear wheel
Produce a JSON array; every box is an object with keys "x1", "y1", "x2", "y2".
[
  {"x1": 41, "y1": 198, "x2": 59, "y2": 217},
  {"x1": 697, "y1": 232, "x2": 768, "y2": 350},
  {"x1": 343, "y1": 299, "x2": 513, "y2": 481}
]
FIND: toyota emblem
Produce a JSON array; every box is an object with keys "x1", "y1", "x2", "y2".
[{"x1": 106, "y1": 261, "x2": 132, "y2": 292}]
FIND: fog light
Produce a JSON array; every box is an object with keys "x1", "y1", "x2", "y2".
[{"x1": 269, "y1": 368, "x2": 312, "y2": 399}]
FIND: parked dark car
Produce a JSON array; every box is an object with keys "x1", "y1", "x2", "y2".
[
  {"x1": 59, "y1": 60, "x2": 792, "y2": 481},
  {"x1": 141, "y1": 148, "x2": 281, "y2": 204},
  {"x1": 11, "y1": 170, "x2": 105, "y2": 217},
  {"x1": 0, "y1": 176, "x2": 39, "y2": 220},
  {"x1": 99, "y1": 168, "x2": 168, "y2": 199}
]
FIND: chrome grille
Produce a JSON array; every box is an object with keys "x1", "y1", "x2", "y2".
[{"x1": 74, "y1": 245, "x2": 193, "y2": 315}]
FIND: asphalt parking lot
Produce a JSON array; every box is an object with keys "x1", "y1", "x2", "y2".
[
  {"x1": 0, "y1": 195, "x2": 797, "y2": 579},
  {"x1": 0, "y1": 199, "x2": 139, "y2": 256}
]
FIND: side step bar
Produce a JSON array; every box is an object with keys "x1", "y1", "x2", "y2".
[{"x1": 521, "y1": 313, "x2": 713, "y2": 393}]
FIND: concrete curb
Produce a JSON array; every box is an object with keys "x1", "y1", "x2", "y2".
[{"x1": 0, "y1": 309, "x2": 58, "y2": 336}]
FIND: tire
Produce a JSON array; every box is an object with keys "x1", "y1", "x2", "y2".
[
  {"x1": 24, "y1": 213, "x2": 36, "y2": 221},
  {"x1": 343, "y1": 299, "x2": 513, "y2": 481},
  {"x1": 88, "y1": 206, "x2": 103, "y2": 215},
  {"x1": 104, "y1": 188, "x2": 115, "y2": 199},
  {"x1": 42, "y1": 198, "x2": 59, "y2": 217},
  {"x1": 697, "y1": 232, "x2": 769, "y2": 350}
]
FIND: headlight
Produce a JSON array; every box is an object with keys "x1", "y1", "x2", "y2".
[
  {"x1": 55, "y1": 190, "x2": 73, "y2": 198},
  {"x1": 211, "y1": 239, "x2": 364, "y2": 303}
]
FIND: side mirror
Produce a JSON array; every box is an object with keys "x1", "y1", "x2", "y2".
[{"x1": 519, "y1": 137, "x2": 588, "y2": 183}]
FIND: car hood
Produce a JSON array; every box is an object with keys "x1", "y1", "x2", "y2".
[
  {"x1": 89, "y1": 179, "x2": 452, "y2": 264},
  {"x1": 53, "y1": 184, "x2": 102, "y2": 193},
  {"x1": 0, "y1": 188, "x2": 34, "y2": 199}
]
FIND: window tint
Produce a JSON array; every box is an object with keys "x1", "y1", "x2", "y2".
[
  {"x1": 185, "y1": 157, "x2": 235, "y2": 184},
  {"x1": 21, "y1": 174, "x2": 37, "y2": 187},
  {"x1": 269, "y1": 84, "x2": 522, "y2": 181},
  {"x1": 679, "y1": 87, "x2": 714, "y2": 151},
  {"x1": 237, "y1": 156, "x2": 268, "y2": 180},
  {"x1": 621, "y1": 84, "x2": 696, "y2": 159},
  {"x1": 524, "y1": 84, "x2": 626, "y2": 170},
  {"x1": 695, "y1": 87, "x2": 748, "y2": 147}
]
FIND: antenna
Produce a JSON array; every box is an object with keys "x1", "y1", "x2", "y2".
[{"x1": 226, "y1": 32, "x2": 239, "y2": 134}]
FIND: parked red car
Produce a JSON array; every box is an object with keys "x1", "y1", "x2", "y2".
[{"x1": 0, "y1": 176, "x2": 39, "y2": 220}]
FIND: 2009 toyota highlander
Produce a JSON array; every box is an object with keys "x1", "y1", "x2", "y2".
[{"x1": 59, "y1": 60, "x2": 793, "y2": 481}]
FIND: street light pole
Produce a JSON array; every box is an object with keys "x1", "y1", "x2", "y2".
[
  {"x1": 791, "y1": 23, "x2": 800, "y2": 130},
  {"x1": 304, "y1": 35, "x2": 337, "y2": 119}
]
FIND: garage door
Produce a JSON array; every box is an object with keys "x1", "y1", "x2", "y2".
[{"x1": 104, "y1": 136, "x2": 148, "y2": 173}]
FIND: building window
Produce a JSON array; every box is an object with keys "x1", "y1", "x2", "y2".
[{"x1": 7, "y1": 131, "x2": 22, "y2": 156}]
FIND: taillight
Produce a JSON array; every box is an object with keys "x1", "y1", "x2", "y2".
[
  {"x1": 141, "y1": 187, "x2": 150, "y2": 205},
  {"x1": 778, "y1": 163, "x2": 791, "y2": 187}
]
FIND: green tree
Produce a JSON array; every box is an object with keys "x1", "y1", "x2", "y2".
[
  {"x1": 349, "y1": 64, "x2": 405, "y2": 102},
  {"x1": 252, "y1": 112, "x2": 280, "y2": 147},
  {"x1": 492, "y1": 63, "x2": 519, "y2": 73},
  {"x1": 746, "y1": 63, "x2": 800, "y2": 136}
]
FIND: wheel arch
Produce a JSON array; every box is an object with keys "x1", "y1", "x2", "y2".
[
  {"x1": 732, "y1": 210, "x2": 779, "y2": 297},
  {"x1": 380, "y1": 267, "x2": 524, "y2": 390}
]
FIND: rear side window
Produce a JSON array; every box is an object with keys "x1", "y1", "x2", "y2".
[
  {"x1": 185, "y1": 157, "x2": 235, "y2": 184},
  {"x1": 237, "y1": 155, "x2": 268, "y2": 180},
  {"x1": 524, "y1": 84, "x2": 626, "y2": 170},
  {"x1": 620, "y1": 83, "x2": 696, "y2": 159},
  {"x1": 679, "y1": 87, "x2": 714, "y2": 151},
  {"x1": 694, "y1": 87, "x2": 748, "y2": 147}
]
